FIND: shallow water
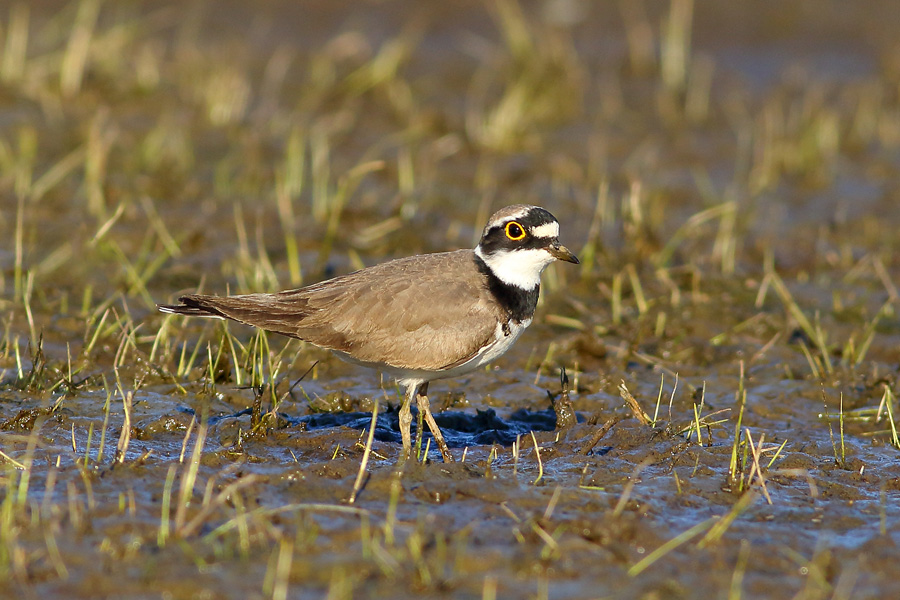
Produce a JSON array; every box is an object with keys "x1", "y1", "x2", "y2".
[{"x1": 3, "y1": 0, "x2": 900, "y2": 598}]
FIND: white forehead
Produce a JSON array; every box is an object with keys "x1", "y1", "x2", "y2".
[{"x1": 531, "y1": 221, "x2": 559, "y2": 239}]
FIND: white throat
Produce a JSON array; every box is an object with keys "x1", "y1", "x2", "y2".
[{"x1": 475, "y1": 245, "x2": 555, "y2": 290}]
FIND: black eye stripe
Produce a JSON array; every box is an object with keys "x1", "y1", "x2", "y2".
[
  {"x1": 479, "y1": 207, "x2": 560, "y2": 255},
  {"x1": 480, "y1": 230, "x2": 557, "y2": 254}
]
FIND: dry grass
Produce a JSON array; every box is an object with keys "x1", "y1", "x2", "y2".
[{"x1": 2, "y1": 0, "x2": 900, "y2": 598}]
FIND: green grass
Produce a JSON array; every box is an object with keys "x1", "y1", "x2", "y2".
[{"x1": 2, "y1": 1, "x2": 900, "y2": 598}]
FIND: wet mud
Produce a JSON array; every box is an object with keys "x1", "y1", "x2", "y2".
[{"x1": 3, "y1": 1, "x2": 900, "y2": 599}]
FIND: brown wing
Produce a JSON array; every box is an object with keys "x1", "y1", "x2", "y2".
[{"x1": 160, "y1": 250, "x2": 503, "y2": 371}]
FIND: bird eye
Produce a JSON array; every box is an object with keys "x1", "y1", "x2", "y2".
[{"x1": 505, "y1": 221, "x2": 526, "y2": 241}]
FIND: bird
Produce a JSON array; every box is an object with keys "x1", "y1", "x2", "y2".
[{"x1": 158, "y1": 204, "x2": 578, "y2": 462}]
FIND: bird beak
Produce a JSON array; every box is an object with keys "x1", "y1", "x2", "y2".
[{"x1": 549, "y1": 242, "x2": 579, "y2": 264}]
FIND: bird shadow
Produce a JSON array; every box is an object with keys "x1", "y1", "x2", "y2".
[{"x1": 295, "y1": 406, "x2": 570, "y2": 448}]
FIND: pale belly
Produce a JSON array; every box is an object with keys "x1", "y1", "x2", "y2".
[{"x1": 331, "y1": 318, "x2": 532, "y2": 386}]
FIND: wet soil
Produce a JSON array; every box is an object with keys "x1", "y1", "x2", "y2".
[{"x1": 3, "y1": 1, "x2": 900, "y2": 599}]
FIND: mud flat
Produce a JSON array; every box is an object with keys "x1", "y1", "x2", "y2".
[{"x1": 2, "y1": 1, "x2": 900, "y2": 598}]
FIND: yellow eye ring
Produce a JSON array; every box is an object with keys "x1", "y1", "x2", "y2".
[{"x1": 505, "y1": 221, "x2": 526, "y2": 241}]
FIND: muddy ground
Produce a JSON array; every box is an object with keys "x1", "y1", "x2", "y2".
[{"x1": 2, "y1": 1, "x2": 900, "y2": 598}]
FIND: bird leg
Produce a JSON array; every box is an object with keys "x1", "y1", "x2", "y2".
[
  {"x1": 413, "y1": 397, "x2": 424, "y2": 456},
  {"x1": 416, "y1": 383, "x2": 455, "y2": 463},
  {"x1": 399, "y1": 384, "x2": 415, "y2": 460}
]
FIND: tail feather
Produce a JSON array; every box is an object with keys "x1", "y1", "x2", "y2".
[
  {"x1": 157, "y1": 293, "x2": 311, "y2": 339},
  {"x1": 157, "y1": 301, "x2": 223, "y2": 318}
]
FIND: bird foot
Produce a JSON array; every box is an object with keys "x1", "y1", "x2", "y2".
[{"x1": 416, "y1": 392, "x2": 454, "y2": 463}]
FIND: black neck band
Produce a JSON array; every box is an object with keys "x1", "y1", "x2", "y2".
[{"x1": 474, "y1": 254, "x2": 540, "y2": 323}]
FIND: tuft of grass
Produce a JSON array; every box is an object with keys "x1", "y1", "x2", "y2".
[
  {"x1": 2, "y1": 2, "x2": 900, "y2": 597},
  {"x1": 678, "y1": 385, "x2": 730, "y2": 446},
  {"x1": 265, "y1": 538, "x2": 294, "y2": 600},
  {"x1": 822, "y1": 388, "x2": 846, "y2": 468},
  {"x1": 348, "y1": 400, "x2": 379, "y2": 504},
  {"x1": 174, "y1": 408, "x2": 209, "y2": 535},
  {"x1": 655, "y1": 201, "x2": 737, "y2": 271},
  {"x1": 465, "y1": 0, "x2": 585, "y2": 152},
  {"x1": 878, "y1": 385, "x2": 900, "y2": 449},
  {"x1": 628, "y1": 517, "x2": 716, "y2": 577},
  {"x1": 275, "y1": 127, "x2": 306, "y2": 287},
  {"x1": 744, "y1": 428, "x2": 772, "y2": 504},
  {"x1": 530, "y1": 431, "x2": 544, "y2": 486},
  {"x1": 660, "y1": 0, "x2": 694, "y2": 94}
]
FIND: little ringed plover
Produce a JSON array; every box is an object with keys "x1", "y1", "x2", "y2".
[{"x1": 158, "y1": 204, "x2": 578, "y2": 462}]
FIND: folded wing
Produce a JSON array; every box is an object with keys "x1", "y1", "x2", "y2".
[{"x1": 158, "y1": 250, "x2": 503, "y2": 371}]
